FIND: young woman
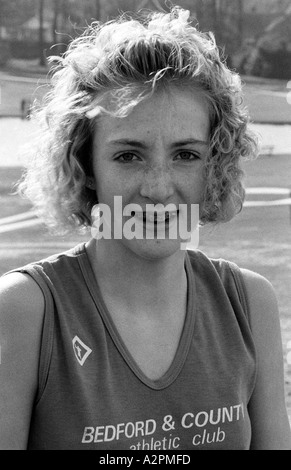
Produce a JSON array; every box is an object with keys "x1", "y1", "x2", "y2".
[{"x1": 0, "y1": 7, "x2": 290, "y2": 450}]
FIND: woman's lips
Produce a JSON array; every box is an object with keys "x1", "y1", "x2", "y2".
[{"x1": 131, "y1": 210, "x2": 179, "y2": 223}]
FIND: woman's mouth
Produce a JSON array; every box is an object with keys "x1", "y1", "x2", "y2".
[{"x1": 132, "y1": 210, "x2": 179, "y2": 224}]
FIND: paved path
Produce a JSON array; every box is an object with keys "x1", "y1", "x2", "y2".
[
  {"x1": 0, "y1": 118, "x2": 39, "y2": 166},
  {"x1": 250, "y1": 123, "x2": 291, "y2": 155}
]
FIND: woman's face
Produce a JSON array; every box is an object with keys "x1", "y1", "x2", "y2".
[{"x1": 91, "y1": 85, "x2": 210, "y2": 260}]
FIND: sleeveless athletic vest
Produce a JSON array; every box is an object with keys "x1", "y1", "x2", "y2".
[{"x1": 8, "y1": 243, "x2": 257, "y2": 450}]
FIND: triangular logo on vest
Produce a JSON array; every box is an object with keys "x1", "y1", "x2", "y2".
[{"x1": 72, "y1": 335, "x2": 92, "y2": 366}]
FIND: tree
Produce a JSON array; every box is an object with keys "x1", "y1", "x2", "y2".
[
  {"x1": 197, "y1": 0, "x2": 246, "y2": 60},
  {"x1": 210, "y1": 0, "x2": 218, "y2": 31},
  {"x1": 237, "y1": 0, "x2": 244, "y2": 48},
  {"x1": 0, "y1": 0, "x2": 36, "y2": 29},
  {"x1": 195, "y1": 0, "x2": 204, "y2": 24},
  {"x1": 39, "y1": 0, "x2": 46, "y2": 65},
  {"x1": 52, "y1": 0, "x2": 60, "y2": 45},
  {"x1": 95, "y1": 0, "x2": 100, "y2": 20}
]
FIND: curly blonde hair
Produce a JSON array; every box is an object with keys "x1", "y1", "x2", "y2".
[{"x1": 18, "y1": 6, "x2": 258, "y2": 233}]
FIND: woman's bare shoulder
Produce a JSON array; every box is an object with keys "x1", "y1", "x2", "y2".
[
  {"x1": 0, "y1": 271, "x2": 45, "y2": 327},
  {"x1": 240, "y1": 268, "x2": 291, "y2": 449},
  {"x1": 0, "y1": 271, "x2": 45, "y2": 381},
  {"x1": 240, "y1": 267, "x2": 274, "y2": 290},
  {"x1": 0, "y1": 272, "x2": 45, "y2": 449},
  {"x1": 240, "y1": 267, "x2": 280, "y2": 341},
  {"x1": 240, "y1": 268, "x2": 278, "y2": 320}
]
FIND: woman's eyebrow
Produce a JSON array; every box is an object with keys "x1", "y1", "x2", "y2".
[
  {"x1": 171, "y1": 138, "x2": 209, "y2": 147},
  {"x1": 107, "y1": 138, "x2": 209, "y2": 148},
  {"x1": 107, "y1": 139, "x2": 148, "y2": 149}
]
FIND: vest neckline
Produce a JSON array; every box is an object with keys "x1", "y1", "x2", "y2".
[{"x1": 77, "y1": 242, "x2": 196, "y2": 391}]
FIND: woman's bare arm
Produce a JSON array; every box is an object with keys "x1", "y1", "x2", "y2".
[
  {"x1": 241, "y1": 269, "x2": 291, "y2": 450},
  {"x1": 0, "y1": 273, "x2": 44, "y2": 449}
]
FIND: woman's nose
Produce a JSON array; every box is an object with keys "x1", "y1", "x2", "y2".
[{"x1": 139, "y1": 165, "x2": 175, "y2": 204}]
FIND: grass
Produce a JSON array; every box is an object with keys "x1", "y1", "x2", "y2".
[{"x1": 243, "y1": 153, "x2": 291, "y2": 188}]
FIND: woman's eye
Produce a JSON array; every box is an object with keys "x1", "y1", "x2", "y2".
[
  {"x1": 115, "y1": 153, "x2": 139, "y2": 162},
  {"x1": 175, "y1": 151, "x2": 200, "y2": 161}
]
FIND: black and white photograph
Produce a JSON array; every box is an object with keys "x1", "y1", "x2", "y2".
[{"x1": 0, "y1": 0, "x2": 291, "y2": 452}]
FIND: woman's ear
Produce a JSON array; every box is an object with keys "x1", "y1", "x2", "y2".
[{"x1": 86, "y1": 177, "x2": 96, "y2": 190}]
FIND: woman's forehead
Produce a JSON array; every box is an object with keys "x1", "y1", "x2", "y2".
[{"x1": 93, "y1": 86, "x2": 211, "y2": 143}]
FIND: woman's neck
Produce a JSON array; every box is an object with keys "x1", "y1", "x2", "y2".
[{"x1": 86, "y1": 238, "x2": 187, "y2": 319}]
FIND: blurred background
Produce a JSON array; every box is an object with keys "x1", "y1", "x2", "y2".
[
  {"x1": 1, "y1": 0, "x2": 291, "y2": 79},
  {"x1": 0, "y1": 0, "x2": 291, "y2": 423}
]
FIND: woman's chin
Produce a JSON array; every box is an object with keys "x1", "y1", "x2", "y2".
[{"x1": 119, "y1": 237, "x2": 189, "y2": 261}]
